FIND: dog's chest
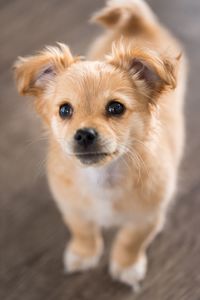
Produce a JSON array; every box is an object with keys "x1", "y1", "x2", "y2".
[{"x1": 80, "y1": 164, "x2": 126, "y2": 227}]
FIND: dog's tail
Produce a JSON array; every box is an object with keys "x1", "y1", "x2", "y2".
[{"x1": 91, "y1": 0, "x2": 159, "y2": 35}]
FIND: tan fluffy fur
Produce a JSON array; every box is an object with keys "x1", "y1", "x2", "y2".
[{"x1": 14, "y1": 0, "x2": 186, "y2": 289}]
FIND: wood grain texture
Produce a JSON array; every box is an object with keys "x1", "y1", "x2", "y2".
[{"x1": 0, "y1": 0, "x2": 200, "y2": 299}]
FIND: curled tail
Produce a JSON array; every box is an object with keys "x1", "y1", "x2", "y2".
[{"x1": 91, "y1": 0, "x2": 159, "y2": 35}]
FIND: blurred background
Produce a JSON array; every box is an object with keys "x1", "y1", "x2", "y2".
[{"x1": 0, "y1": 0, "x2": 200, "y2": 299}]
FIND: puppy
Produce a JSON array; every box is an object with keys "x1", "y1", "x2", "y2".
[{"x1": 14, "y1": 0, "x2": 187, "y2": 289}]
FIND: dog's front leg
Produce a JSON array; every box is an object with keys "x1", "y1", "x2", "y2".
[
  {"x1": 110, "y1": 217, "x2": 163, "y2": 290},
  {"x1": 63, "y1": 215, "x2": 103, "y2": 273}
]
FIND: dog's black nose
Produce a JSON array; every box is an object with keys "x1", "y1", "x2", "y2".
[{"x1": 74, "y1": 128, "x2": 98, "y2": 147}]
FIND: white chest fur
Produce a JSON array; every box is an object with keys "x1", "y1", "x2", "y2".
[{"x1": 79, "y1": 160, "x2": 127, "y2": 227}]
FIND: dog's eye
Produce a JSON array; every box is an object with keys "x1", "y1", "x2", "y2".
[
  {"x1": 59, "y1": 103, "x2": 73, "y2": 119},
  {"x1": 106, "y1": 101, "x2": 125, "y2": 117}
]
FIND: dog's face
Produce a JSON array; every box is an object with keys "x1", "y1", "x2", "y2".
[
  {"x1": 50, "y1": 61, "x2": 137, "y2": 165},
  {"x1": 14, "y1": 43, "x2": 176, "y2": 166}
]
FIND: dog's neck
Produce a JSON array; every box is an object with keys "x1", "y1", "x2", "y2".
[{"x1": 79, "y1": 157, "x2": 126, "y2": 188}]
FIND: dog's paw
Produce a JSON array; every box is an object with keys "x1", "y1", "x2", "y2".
[
  {"x1": 63, "y1": 242, "x2": 103, "y2": 273},
  {"x1": 109, "y1": 254, "x2": 147, "y2": 291}
]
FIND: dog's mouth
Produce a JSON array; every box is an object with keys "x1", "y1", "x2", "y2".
[{"x1": 76, "y1": 152, "x2": 114, "y2": 165}]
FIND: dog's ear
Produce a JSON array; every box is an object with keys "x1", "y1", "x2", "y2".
[
  {"x1": 14, "y1": 43, "x2": 78, "y2": 97},
  {"x1": 107, "y1": 42, "x2": 179, "y2": 104}
]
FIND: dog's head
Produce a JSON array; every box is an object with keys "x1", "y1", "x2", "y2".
[{"x1": 14, "y1": 42, "x2": 177, "y2": 166}]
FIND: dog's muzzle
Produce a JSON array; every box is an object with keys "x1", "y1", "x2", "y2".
[{"x1": 73, "y1": 127, "x2": 109, "y2": 165}]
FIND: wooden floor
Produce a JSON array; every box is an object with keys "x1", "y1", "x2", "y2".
[{"x1": 1, "y1": 0, "x2": 200, "y2": 299}]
